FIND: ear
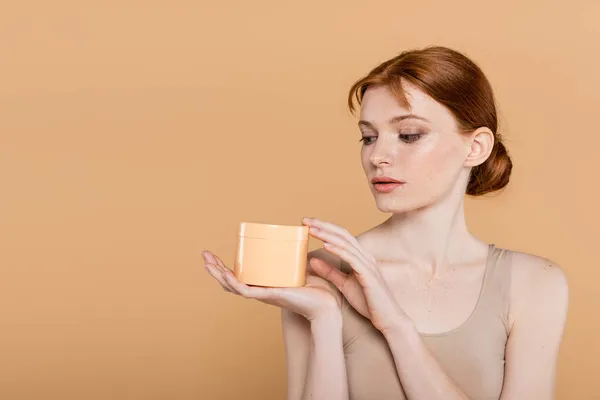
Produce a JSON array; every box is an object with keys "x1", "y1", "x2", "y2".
[{"x1": 464, "y1": 127, "x2": 494, "y2": 167}]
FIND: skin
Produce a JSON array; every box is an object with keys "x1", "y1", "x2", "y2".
[{"x1": 202, "y1": 82, "x2": 569, "y2": 400}]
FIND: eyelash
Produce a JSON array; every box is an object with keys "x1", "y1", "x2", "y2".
[{"x1": 358, "y1": 133, "x2": 423, "y2": 145}]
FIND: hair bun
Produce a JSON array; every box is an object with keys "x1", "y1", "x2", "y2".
[{"x1": 467, "y1": 140, "x2": 512, "y2": 196}]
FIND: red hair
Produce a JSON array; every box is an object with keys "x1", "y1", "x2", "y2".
[{"x1": 348, "y1": 46, "x2": 512, "y2": 196}]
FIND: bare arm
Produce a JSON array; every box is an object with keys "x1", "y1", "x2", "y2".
[
  {"x1": 499, "y1": 254, "x2": 569, "y2": 399},
  {"x1": 282, "y1": 308, "x2": 348, "y2": 400},
  {"x1": 380, "y1": 253, "x2": 569, "y2": 400},
  {"x1": 203, "y1": 247, "x2": 349, "y2": 400},
  {"x1": 282, "y1": 249, "x2": 349, "y2": 400},
  {"x1": 281, "y1": 309, "x2": 310, "y2": 400}
]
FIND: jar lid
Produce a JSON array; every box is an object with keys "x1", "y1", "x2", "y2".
[{"x1": 238, "y1": 221, "x2": 309, "y2": 241}]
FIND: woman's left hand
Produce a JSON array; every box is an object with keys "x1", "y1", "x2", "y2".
[{"x1": 303, "y1": 217, "x2": 410, "y2": 334}]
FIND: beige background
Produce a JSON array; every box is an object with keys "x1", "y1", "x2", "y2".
[{"x1": 1, "y1": 1, "x2": 598, "y2": 399}]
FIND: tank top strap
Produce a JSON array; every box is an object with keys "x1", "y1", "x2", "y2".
[{"x1": 477, "y1": 244, "x2": 512, "y2": 333}]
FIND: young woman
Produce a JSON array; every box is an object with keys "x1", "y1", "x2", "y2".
[{"x1": 202, "y1": 46, "x2": 569, "y2": 400}]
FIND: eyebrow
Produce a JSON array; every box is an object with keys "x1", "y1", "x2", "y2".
[{"x1": 358, "y1": 114, "x2": 430, "y2": 129}]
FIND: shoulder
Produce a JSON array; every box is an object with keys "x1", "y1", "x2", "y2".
[
  {"x1": 505, "y1": 249, "x2": 569, "y2": 331},
  {"x1": 498, "y1": 249, "x2": 570, "y2": 397},
  {"x1": 508, "y1": 250, "x2": 569, "y2": 297}
]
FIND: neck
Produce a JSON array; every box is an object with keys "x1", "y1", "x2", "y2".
[{"x1": 376, "y1": 189, "x2": 485, "y2": 276}]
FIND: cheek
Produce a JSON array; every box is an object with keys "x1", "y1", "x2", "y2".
[
  {"x1": 404, "y1": 143, "x2": 464, "y2": 190},
  {"x1": 361, "y1": 138, "x2": 465, "y2": 183},
  {"x1": 403, "y1": 146, "x2": 446, "y2": 177}
]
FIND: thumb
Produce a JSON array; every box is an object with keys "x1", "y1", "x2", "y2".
[{"x1": 309, "y1": 258, "x2": 349, "y2": 291}]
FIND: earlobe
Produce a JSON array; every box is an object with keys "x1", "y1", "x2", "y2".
[{"x1": 464, "y1": 127, "x2": 494, "y2": 167}]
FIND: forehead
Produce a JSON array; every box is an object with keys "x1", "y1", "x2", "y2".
[{"x1": 359, "y1": 82, "x2": 456, "y2": 128}]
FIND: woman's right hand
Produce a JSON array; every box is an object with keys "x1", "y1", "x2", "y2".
[{"x1": 202, "y1": 250, "x2": 341, "y2": 321}]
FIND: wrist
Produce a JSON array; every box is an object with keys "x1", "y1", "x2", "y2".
[
  {"x1": 381, "y1": 314, "x2": 418, "y2": 340},
  {"x1": 310, "y1": 308, "x2": 343, "y2": 331},
  {"x1": 310, "y1": 311, "x2": 344, "y2": 350}
]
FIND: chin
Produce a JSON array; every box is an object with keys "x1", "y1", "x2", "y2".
[
  {"x1": 374, "y1": 197, "x2": 418, "y2": 214},
  {"x1": 372, "y1": 190, "x2": 444, "y2": 214}
]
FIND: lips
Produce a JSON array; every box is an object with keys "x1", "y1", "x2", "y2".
[{"x1": 371, "y1": 176, "x2": 404, "y2": 184}]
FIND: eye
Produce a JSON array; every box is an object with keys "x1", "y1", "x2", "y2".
[
  {"x1": 359, "y1": 132, "x2": 424, "y2": 145},
  {"x1": 358, "y1": 136, "x2": 376, "y2": 145},
  {"x1": 399, "y1": 133, "x2": 423, "y2": 143}
]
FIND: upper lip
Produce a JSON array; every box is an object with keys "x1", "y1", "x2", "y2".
[{"x1": 371, "y1": 175, "x2": 404, "y2": 184}]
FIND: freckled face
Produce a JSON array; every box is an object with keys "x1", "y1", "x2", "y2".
[{"x1": 359, "y1": 83, "x2": 472, "y2": 212}]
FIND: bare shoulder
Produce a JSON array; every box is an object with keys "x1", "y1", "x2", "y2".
[
  {"x1": 508, "y1": 250, "x2": 569, "y2": 294},
  {"x1": 506, "y1": 249, "x2": 569, "y2": 329}
]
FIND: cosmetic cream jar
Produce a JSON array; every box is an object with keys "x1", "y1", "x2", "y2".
[{"x1": 233, "y1": 221, "x2": 309, "y2": 287}]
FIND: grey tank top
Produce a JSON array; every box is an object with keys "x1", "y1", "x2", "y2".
[{"x1": 340, "y1": 244, "x2": 512, "y2": 400}]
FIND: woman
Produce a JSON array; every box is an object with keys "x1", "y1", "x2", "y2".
[{"x1": 202, "y1": 46, "x2": 569, "y2": 400}]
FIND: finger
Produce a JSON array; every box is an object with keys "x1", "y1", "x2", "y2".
[
  {"x1": 202, "y1": 250, "x2": 219, "y2": 266},
  {"x1": 205, "y1": 263, "x2": 235, "y2": 293},
  {"x1": 213, "y1": 254, "x2": 227, "y2": 269},
  {"x1": 212, "y1": 263, "x2": 241, "y2": 294},
  {"x1": 222, "y1": 269, "x2": 280, "y2": 300},
  {"x1": 205, "y1": 252, "x2": 237, "y2": 286},
  {"x1": 310, "y1": 227, "x2": 372, "y2": 276},
  {"x1": 322, "y1": 242, "x2": 373, "y2": 278},
  {"x1": 304, "y1": 218, "x2": 358, "y2": 245},
  {"x1": 309, "y1": 258, "x2": 350, "y2": 291},
  {"x1": 310, "y1": 227, "x2": 372, "y2": 268},
  {"x1": 307, "y1": 219, "x2": 373, "y2": 262}
]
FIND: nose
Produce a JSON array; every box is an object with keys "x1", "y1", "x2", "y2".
[{"x1": 369, "y1": 140, "x2": 395, "y2": 167}]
